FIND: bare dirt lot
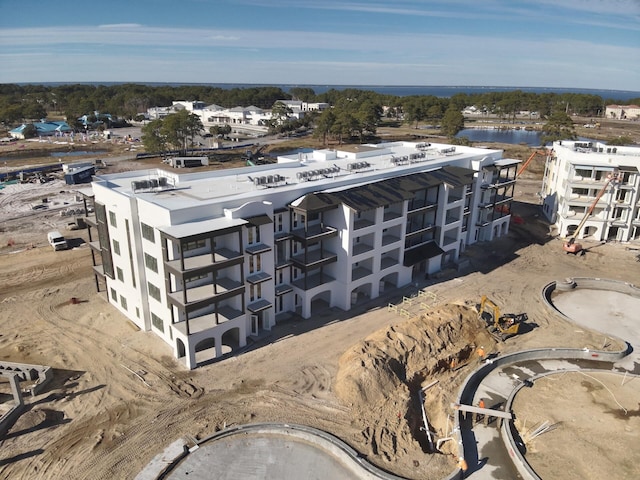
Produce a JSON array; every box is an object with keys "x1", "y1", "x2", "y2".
[{"x1": 1, "y1": 133, "x2": 640, "y2": 479}]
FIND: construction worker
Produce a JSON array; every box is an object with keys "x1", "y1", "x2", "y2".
[{"x1": 477, "y1": 346, "x2": 486, "y2": 360}]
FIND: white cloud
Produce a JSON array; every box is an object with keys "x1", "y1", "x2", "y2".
[{"x1": 98, "y1": 23, "x2": 143, "y2": 29}]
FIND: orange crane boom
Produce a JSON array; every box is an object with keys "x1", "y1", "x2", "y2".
[
  {"x1": 517, "y1": 149, "x2": 549, "y2": 177},
  {"x1": 563, "y1": 172, "x2": 621, "y2": 254}
]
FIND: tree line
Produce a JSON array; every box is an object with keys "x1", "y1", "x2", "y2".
[{"x1": 2, "y1": 83, "x2": 637, "y2": 145}]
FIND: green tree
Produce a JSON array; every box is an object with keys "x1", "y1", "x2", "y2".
[
  {"x1": 209, "y1": 124, "x2": 231, "y2": 137},
  {"x1": 22, "y1": 103, "x2": 47, "y2": 121},
  {"x1": 269, "y1": 101, "x2": 294, "y2": 132},
  {"x1": 356, "y1": 100, "x2": 381, "y2": 142},
  {"x1": 440, "y1": 108, "x2": 465, "y2": 137},
  {"x1": 313, "y1": 109, "x2": 336, "y2": 146},
  {"x1": 541, "y1": 111, "x2": 576, "y2": 144},
  {"x1": 22, "y1": 124, "x2": 38, "y2": 139},
  {"x1": 141, "y1": 119, "x2": 168, "y2": 155},
  {"x1": 331, "y1": 111, "x2": 358, "y2": 145},
  {"x1": 403, "y1": 98, "x2": 425, "y2": 128},
  {"x1": 161, "y1": 109, "x2": 203, "y2": 154},
  {"x1": 426, "y1": 104, "x2": 443, "y2": 121}
]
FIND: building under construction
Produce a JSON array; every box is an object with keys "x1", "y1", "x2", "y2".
[
  {"x1": 541, "y1": 140, "x2": 640, "y2": 243},
  {"x1": 83, "y1": 141, "x2": 520, "y2": 369}
]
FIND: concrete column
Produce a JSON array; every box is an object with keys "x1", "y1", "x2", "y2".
[
  {"x1": 9, "y1": 374, "x2": 23, "y2": 406},
  {"x1": 187, "y1": 345, "x2": 196, "y2": 370}
]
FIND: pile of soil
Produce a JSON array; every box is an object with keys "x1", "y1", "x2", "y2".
[{"x1": 335, "y1": 305, "x2": 495, "y2": 474}]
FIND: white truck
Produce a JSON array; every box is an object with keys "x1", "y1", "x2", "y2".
[{"x1": 47, "y1": 231, "x2": 68, "y2": 251}]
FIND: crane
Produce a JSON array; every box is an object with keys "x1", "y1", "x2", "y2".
[
  {"x1": 563, "y1": 171, "x2": 621, "y2": 254},
  {"x1": 517, "y1": 149, "x2": 550, "y2": 178}
]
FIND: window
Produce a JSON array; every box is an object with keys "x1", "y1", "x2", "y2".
[
  {"x1": 151, "y1": 312, "x2": 164, "y2": 332},
  {"x1": 249, "y1": 254, "x2": 261, "y2": 274},
  {"x1": 250, "y1": 283, "x2": 262, "y2": 302},
  {"x1": 136, "y1": 307, "x2": 140, "y2": 318},
  {"x1": 110, "y1": 287, "x2": 117, "y2": 301},
  {"x1": 275, "y1": 213, "x2": 283, "y2": 232},
  {"x1": 148, "y1": 282, "x2": 161, "y2": 301},
  {"x1": 120, "y1": 295, "x2": 127, "y2": 310},
  {"x1": 109, "y1": 211, "x2": 117, "y2": 227},
  {"x1": 144, "y1": 253, "x2": 158, "y2": 273},
  {"x1": 117, "y1": 267, "x2": 124, "y2": 282},
  {"x1": 247, "y1": 226, "x2": 260, "y2": 245},
  {"x1": 112, "y1": 239, "x2": 120, "y2": 255},
  {"x1": 141, "y1": 223, "x2": 155, "y2": 243}
]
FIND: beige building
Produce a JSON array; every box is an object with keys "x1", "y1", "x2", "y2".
[{"x1": 605, "y1": 104, "x2": 640, "y2": 120}]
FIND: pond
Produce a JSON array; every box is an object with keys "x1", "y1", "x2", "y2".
[{"x1": 455, "y1": 128, "x2": 543, "y2": 146}]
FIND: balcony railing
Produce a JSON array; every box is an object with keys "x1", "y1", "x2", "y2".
[
  {"x1": 171, "y1": 305, "x2": 244, "y2": 336},
  {"x1": 291, "y1": 224, "x2": 338, "y2": 242},
  {"x1": 165, "y1": 247, "x2": 242, "y2": 274},
  {"x1": 167, "y1": 277, "x2": 244, "y2": 308}
]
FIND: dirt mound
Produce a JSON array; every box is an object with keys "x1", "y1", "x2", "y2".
[{"x1": 335, "y1": 304, "x2": 494, "y2": 468}]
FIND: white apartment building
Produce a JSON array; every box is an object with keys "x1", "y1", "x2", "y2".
[
  {"x1": 541, "y1": 140, "x2": 640, "y2": 243},
  {"x1": 84, "y1": 141, "x2": 518, "y2": 369},
  {"x1": 278, "y1": 100, "x2": 330, "y2": 119}
]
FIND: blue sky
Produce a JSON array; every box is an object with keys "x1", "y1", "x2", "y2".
[{"x1": 1, "y1": 0, "x2": 639, "y2": 90}]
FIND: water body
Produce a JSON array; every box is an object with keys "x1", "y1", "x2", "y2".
[
  {"x1": 456, "y1": 128, "x2": 543, "y2": 146},
  {"x1": 38, "y1": 82, "x2": 640, "y2": 102},
  {"x1": 455, "y1": 129, "x2": 602, "y2": 146}
]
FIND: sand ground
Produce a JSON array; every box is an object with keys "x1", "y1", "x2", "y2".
[{"x1": 1, "y1": 136, "x2": 640, "y2": 479}]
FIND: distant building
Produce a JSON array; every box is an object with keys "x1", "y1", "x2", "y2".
[
  {"x1": 541, "y1": 140, "x2": 640, "y2": 243},
  {"x1": 83, "y1": 140, "x2": 519, "y2": 369},
  {"x1": 277, "y1": 100, "x2": 329, "y2": 119},
  {"x1": 9, "y1": 121, "x2": 72, "y2": 139},
  {"x1": 77, "y1": 111, "x2": 113, "y2": 128},
  {"x1": 605, "y1": 105, "x2": 640, "y2": 120}
]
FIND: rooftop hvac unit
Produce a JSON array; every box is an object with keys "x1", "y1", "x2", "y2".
[
  {"x1": 255, "y1": 177, "x2": 261, "y2": 186},
  {"x1": 260, "y1": 176, "x2": 267, "y2": 185},
  {"x1": 267, "y1": 175, "x2": 274, "y2": 184},
  {"x1": 158, "y1": 177, "x2": 168, "y2": 187}
]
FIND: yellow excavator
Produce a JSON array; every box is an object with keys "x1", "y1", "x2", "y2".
[
  {"x1": 477, "y1": 296, "x2": 527, "y2": 341},
  {"x1": 563, "y1": 171, "x2": 621, "y2": 255}
]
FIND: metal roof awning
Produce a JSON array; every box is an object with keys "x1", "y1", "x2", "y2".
[
  {"x1": 245, "y1": 214, "x2": 272, "y2": 226},
  {"x1": 245, "y1": 243, "x2": 271, "y2": 255},
  {"x1": 403, "y1": 241, "x2": 445, "y2": 266},
  {"x1": 247, "y1": 299, "x2": 272, "y2": 313},
  {"x1": 618, "y1": 165, "x2": 638, "y2": 172},
  {"x1": 275, "y1": 283, "x2": 293, "y2": 296},
  {"x1": 246, "y1": 271, "x2": 272, "y2": 284}
]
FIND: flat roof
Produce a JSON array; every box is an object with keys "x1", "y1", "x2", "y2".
[{"x1": 92, "y1": 142, "x2": 501, "y2": 213}]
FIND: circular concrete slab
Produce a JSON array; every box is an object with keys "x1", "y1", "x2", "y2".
[
  {"x1": 163, "y1": 428, "x2": 364, "y2": 480},
  {"x1": 549, "y1": 279, "x2": 640, "y2": 371}
]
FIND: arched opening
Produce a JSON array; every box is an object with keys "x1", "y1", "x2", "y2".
[
  {"x1": 380, "y1": 272, "x2": 399, "y2": 293},
  {"x1": 221, "y1": 328, "x2": 240, "y2": 356},
  {"x1": 195, "y1": 337, "x2": 216, "y2": 366},
  {"x1": 350, "y1": 283, "x2": 372, "y2": 306},
  {"x1": 176, "y1": 338, "x2": 186, "y2": 359},
  {"x1": 310, "y1": 290, "x2": 331, "y2": 317},
  {"x1": 584, "y1": 225, "x2": 598, "y2": 238}
]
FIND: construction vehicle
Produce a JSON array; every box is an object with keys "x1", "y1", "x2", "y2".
[
  {"x1": 562, "y1": 171, "x2": 621, "y2": 255},
  {"x1": 477, "y1": 295, "x2": 527, "y2": 341}
]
